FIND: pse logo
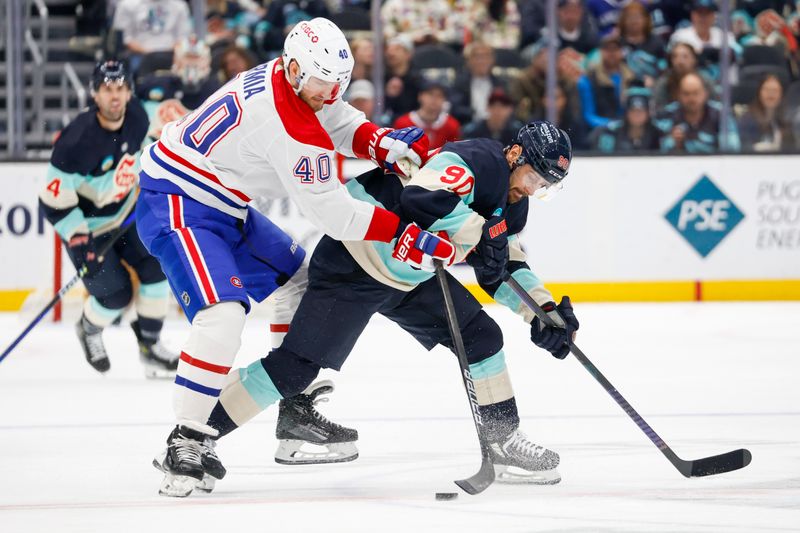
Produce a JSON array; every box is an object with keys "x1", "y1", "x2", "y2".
[{"x1": 664, "y1": 175, "x2": 744, "y2": 258}]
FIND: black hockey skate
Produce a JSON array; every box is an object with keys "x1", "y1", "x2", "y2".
[
  {"x1": 131, "y1": 320, "x2": 179, "y2": 379},
  {"x1": 488, "y1": 429, "x2": 561, "y2": 485},
  {"x1": 75, "y1": 314, "x2": 110, "y2": 373},
  {"x1": 154, "y1": 425, "x2": 225, "y2": 497},
  {"x1": 274, "y1": 380, "x2": 359, "y2": 465}
]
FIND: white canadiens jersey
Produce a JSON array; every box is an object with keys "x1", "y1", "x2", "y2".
[{"x1": 139, "y1": 59, "x2": 377, "y2": 241}]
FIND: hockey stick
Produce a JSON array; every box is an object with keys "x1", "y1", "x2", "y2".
[
  {"x1": 434, "y1": 261, "x2": 495, "y2": 495},
  {"x1": 0, "y1": 216, "x2": 135, "y2": 365},
  {"x1": 504, "y1": 275, "x2": 752, "y2": 478}
]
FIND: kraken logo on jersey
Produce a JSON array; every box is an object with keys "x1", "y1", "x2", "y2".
[{"x1": 113, "y1": 154, "x2": 138, "y2": 200}]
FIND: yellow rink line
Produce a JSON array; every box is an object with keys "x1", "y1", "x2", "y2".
[{"x1": 2, "y1": 280, "x2": 800, "y2": 311}]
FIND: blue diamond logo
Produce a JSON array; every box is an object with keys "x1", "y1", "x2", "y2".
[{"x1": 664, "y1": 175, "x2": 745, "y2": 258}]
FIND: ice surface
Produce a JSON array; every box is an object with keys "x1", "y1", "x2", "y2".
[{"x1": 0, "y1": 302, "x2": 798, "y2": 532}]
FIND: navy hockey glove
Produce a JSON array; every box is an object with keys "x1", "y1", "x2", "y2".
[
  {"x1": 465, "y1": 215, "x2": 509, "y2": 286},
  {"x1": 67, "y1": 233, "x2": 103, "y2": 276},
  {"x1": 530, "y1": 296, "x2": 579, "y2": 360},
  {"x1": 392, "y1": 223, "x2": 455, "y2": 271}
]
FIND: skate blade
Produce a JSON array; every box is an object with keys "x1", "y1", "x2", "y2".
[
  {"x1": 274, "y1": 440, "x2": 359, "y2": 465},
  {"x1": 494, "y1": 465, "x2": 561, "y2": 485},
  {"x1": 159, "y1": 473, "x2": 200, "y2": 497},
  {"x1": 194, "y1": 475, "x2": 216, "y2": 493}
]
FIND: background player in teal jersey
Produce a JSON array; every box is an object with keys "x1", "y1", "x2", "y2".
[
  {"x1": 202, "y1": 121, "x2": 579, "y2": 489},
  {"x1": 38, "y1": 60, "x2": 179, "y2": 378}
]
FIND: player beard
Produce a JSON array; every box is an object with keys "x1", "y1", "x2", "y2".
[{"x1": 98, "y1": 104, "x2": 125, "y2": 124}]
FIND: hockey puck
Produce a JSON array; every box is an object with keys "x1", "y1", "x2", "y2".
[{"x1": 435, "y1": 492, "x2": 459, "y2": 501}]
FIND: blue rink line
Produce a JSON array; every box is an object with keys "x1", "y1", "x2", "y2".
[{"x1": 0, "y1": 411, "x2": 798, "y2": 431}]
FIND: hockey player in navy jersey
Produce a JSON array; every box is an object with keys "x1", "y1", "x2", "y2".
[
  {"x1": 202, "y1": 121, "x2": 578, "y2": 489},
  {"x1": 136, "y1": 18, "x2": 454, "y2": 496},
  {"x1": 39, "y1": 60, "x2": 180, "y2": 378}
]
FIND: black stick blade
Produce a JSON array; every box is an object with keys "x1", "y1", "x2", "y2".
[
  {"x1": 687, "y1": 448, "x2": 752, "y2": 477},
  {"x1": 454, "y1": 457, "x2": 495, "y2": 495}
]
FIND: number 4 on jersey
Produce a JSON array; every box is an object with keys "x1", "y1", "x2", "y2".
[
  {"x1": 293, "y1": 154, "x2": 332, "y2": 184},
  {"x1": 46, "y1": 178, "x2": 61, "y2": 198}
]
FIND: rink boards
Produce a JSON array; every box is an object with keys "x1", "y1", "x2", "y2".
[{"x1": 0, "y1": 155, "x2": 798, "y2": 309}]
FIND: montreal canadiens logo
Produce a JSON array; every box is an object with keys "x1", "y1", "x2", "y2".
[{"x1": 230, "y1": 276, "x2": 243, "y2": 288}]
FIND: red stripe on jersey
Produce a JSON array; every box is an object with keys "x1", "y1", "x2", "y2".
[
  {"x1": 271, "y1": 60, "x2": 335, "y2": 150},
  {"x1": 363, "y1": 206, "x2": 401, "y2": 243},
  {"x1": 180, "y1": 352, "x2": 231, "y2": 374},
  {"x1": 157, "y1": 141, "x2": 251, "y2": 203},
  {"x1": 169, "y1": 195, "x2": 183, "y2": 230},
  {"x1": 270, "y1": 324, "x2": 290, "y2": 333},
  {"x1": 179, "y1": 227, "x2": 218, "y2": 305}
]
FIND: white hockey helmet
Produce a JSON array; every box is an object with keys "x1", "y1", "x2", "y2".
[{"x1": 282, "y1": 17, "x2": 354, "y2": 101}]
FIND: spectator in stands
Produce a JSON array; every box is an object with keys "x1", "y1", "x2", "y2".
[
  {"x1": 205, "y1": 9, "x2": 238, "y2": 55},
  {"x1": 137, "y1": 37, "x2": 223, "y2": 140},
  {"x1": 577, "y1": 32, "x2": 636, "y2": 129},
  {"x1": 735, "y1": 0, "x2": 795, "y2": 19},
  {"x1": 586, "y1": 0, "x2": 627, "y2": 36},
  {"x1": 456, "y1": 0, "x2": 522, "y2": 49},
  {"x1": 619, "y1": 1, "x2": 666, "y2": 62},
  {"x1": 657, "y1": 72, "x2": 741, "y2": 153},
  {"x1": 591, "y1": 87, "x2": 661, "y2": 152},
  {"x1": 394, "y1": 79, "x2": 461, "y2": 149},
  {"x1": 742, "y1": 9, "x2": 799, "y2": 73},
  {"x1": 669, "y1": 0, "x2": 742, "y2": 65},
  {"x1": 450, "y1": 42, "x2": 507, "y2": 126},
  {"x1": 253, "y1": 0, "x2": 329, "y2": 58},
  {"x1": 112, "y1": 0, "x2": 192, "y2": 75},
  {"x1": 383, "y1": 35, "x2": 423, "y2": 125},
  {"x1": 462, "y1": 88, "x2": 525, "y2": 145},
  {"x1": 738, "y1": 74, "x2": 795, "y2": 151},
  {"x1": 653, "y1": 42, "x2": 712, "y2": 109},
  {"x1": 557, "y1": 0, "x2": 599, "y2": 54},
  {"x1": 532, "y1": 79, "x2": 589, "y2": 150},
  {"x1": 510, "y1": 41, "x2": 582, "y2": 123},
  {"x1": 381, "y1": 0, "x2": 459, "y2": 46},
  {"x1": 518, "y1": 0, "x2": 599, "y2": 50},
  {"x1": 732, "y1": 10, "x2": 756, "y2": 43},
  {"x1": 620, "y1": 2, "x2": 666, "y2": 85},
  {"x1": 217, "y1": 45, "x2": 257, "y2": 83},
  {"x1": 345, "y1": 80, "x2": 376, "y2": 121},
  {"x1": 350, "y1": 37, "x2": 375, "y2": 82}
]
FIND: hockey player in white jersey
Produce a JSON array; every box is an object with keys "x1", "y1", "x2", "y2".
[{"x1": 135, "y1": 18, "x2": 455, "y2": 496}]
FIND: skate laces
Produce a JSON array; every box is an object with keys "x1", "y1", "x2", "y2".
[
  {"x1": 505, "y1": 430, "x2": 546, "y2": 458},
  {"x1": 85, "y1": 333, "x2": 106, "y2": 362},
  {"x1": 172, "y1": 435, "x2": 203, "y2": 465}
]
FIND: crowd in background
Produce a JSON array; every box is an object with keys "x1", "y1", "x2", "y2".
[{"x1": 71, "y1": 0, "x2": 800, "y2": 154}]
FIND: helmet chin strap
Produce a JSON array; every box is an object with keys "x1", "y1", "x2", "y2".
[{"x1": 283, "y1": 60, "x2": 307, "y2": 96}]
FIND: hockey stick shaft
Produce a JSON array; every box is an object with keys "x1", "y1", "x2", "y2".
[
  {"x1": 434, "y1": 261, "x2": 495, "y2": 494},
  {"x1": 0, "y1": 216, "x2": 134, "y2": 365},
  {"x1": 503, "y1": 275, "x2": 751, "y2": 477}
]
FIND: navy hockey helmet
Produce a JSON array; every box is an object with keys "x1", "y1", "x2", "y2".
[
  {"x1": 513, "y1": 121, "x2": 572, "y2": 185},
  {"x1": 91, "y1": 60, "x2": 132, "y2": 91}
]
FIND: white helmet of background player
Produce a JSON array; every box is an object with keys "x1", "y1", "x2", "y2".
[
  {"x1": 172, "y1": 36, "x2": 211, "y2": 90},
  {"x1": 282, "y1": 17, "x2": 354, "y2": 102}
]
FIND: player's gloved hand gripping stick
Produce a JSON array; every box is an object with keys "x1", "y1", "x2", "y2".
[
  {"x1": 503, "y1": 274, "x2": 752, "y2": 478},
  {"x1": 0, "y1": 215, "x2": 135, "y2": 365}
]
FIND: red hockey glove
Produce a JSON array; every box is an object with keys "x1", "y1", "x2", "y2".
[
  {"x1": 369, "y1": 127, "x2": 430, "y2": 177},
  {"x1": 392, "y1": 223, "x2": 455, "y2": 271}
]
